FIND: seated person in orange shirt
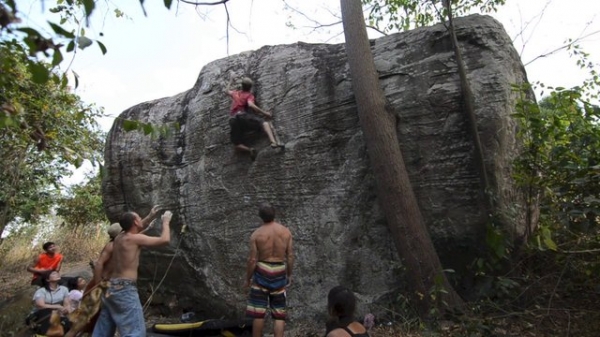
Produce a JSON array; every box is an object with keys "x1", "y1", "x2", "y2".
[{"x1": 27, "y1": 242, "x2": 64, "y2": 286}]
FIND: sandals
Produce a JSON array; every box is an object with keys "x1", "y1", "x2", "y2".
[{"x1": 270, "y1": 142, "x2": 283, "y2": 148}]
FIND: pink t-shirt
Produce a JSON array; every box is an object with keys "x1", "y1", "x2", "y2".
[{"x1": 230, "y1": 91, "x2": 255, "y2": 116}]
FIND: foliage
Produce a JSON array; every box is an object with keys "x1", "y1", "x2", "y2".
[
  {"x1": 0, "y1": 0, "x2": 181, "y2": 238},
  {"x1": 56, "y1": 172, "x2": 106, "y2": 232},
  {"x1": 513, "y1": 86, "x2": 600, "y2": 240},
  {"x1": 0, "y1": 40, "x2": 104, "y2": 235},
  {"x1": 362, "y1": 0, "x2": 506, "y2": 32},
  {"x1": 0, "y1": 0, "x2": 109, "y2": 88}
]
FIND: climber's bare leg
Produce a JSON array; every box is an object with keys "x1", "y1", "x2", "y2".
[{"x1": 262, "y1": 122, "x2": 278, "y2": 146}]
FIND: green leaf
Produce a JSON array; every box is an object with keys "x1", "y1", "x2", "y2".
[
  {"x1": 97, "y1": 40, "x2": 107, "y2": 55},
  {"x1": 61, "y1": 74, "x2": 69, "y2": 89},
  {"x1": 73, "y1": 70, "x2": 80, "y2": 88},
  {"x1": 48, "y1": 22, "x2": 75, "y2": 39},
  {"x1": 66, "y1": 40, "x2": 75, "y2": 52},
  {"x1": 143, "y1": 123, "x2": 153, "y2": 135},
  {"x1": 17, "y1": 27, "x2": 42, "y2": 37},
  {"x1": 5, "y1": 0, "x2": 16, "y2": 11},
  {"x1": 82, "y1": 0, "x2": 96, "y2": 18},
  {"x1": 123, "y1": 120, "x2": 138, "y2": 131},
  {"x1": 543, "y1": 236, "x2": 558, "y2": 251},
  {"x1": 77, "y1": 36, "x2": 93, "y2": 50},
  {"x1": 28, "y1": 61, "x2": 50, "y2": 84},
  {"x1": 52, "y1": 50, "x2": 64, "y2": 67}
]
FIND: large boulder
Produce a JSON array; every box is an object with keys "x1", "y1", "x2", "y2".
[{"x1": 102, "y1": 14, "x2": 532, "y2": 320}]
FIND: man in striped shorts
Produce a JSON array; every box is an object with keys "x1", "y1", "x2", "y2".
[{"x1": 244, "y1": 203, "x2": 294, "y2": 337}]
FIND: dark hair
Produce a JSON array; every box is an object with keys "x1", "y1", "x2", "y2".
[
  {"x1": 241, "y1": 77, "x2": 253, "y2": 91},
  {"x1": 41, "y1": 270, "x2": 58, "y2": 291},
  {"x1": 327, "y1": 286, "x2": 357, "y2": 318},
  {"x1": 258, "y1": 203, "x2": 275, "y2": 223},
  {"x1": 42, "y1": 242, "x2": 55, "y2": 251},
  {"x1": 120, "y1": 212, "x2": 138, "y2": 231},
  {"x1": 65, "y1": 276, "x2": 83, "y2": 291}
]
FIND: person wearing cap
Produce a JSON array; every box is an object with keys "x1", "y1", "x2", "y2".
[
  {"x1": 225, "y1": 75, "x2": 281, "y2": 160},
  {"x1": 91, "y1": 208, "x2": 173, "y2": 337},
  {"x1": 62, "y1": 224, "x2": 121, "y2": 337},
  {"x1": 64, "y1": 206, "x2": 162, "y2": 337},
  {"x1": 107, "y1": 223, "x2": 122, "y2": 240},
  {"x1": 27, "y1": 241, "x2": 64, "y2": 286}
]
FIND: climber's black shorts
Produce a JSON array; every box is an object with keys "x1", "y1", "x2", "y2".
[{"x1": 229, "y1": 112, "x2": 265, "y2": 145}]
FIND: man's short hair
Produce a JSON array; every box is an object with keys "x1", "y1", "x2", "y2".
[
  {"x1": 42, "y1": 242, "x2": 55, "y2": 251},
  {"x1": 241, "y1": 77, "x2": 253, "y2": 91},
  {"x1": 258, "y1": 203, "x2": 275, "y2": 223},
  {"x1": 120, "y1": 212, "x2": 138, "y2": 232}
]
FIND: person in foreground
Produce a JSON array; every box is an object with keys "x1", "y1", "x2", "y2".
[
  {"x1": 244, "y1": 203, "x2": 294, "y2": 337},
  {"x1": 325, "y1": 286, "x2": 370, "y2": 337},
  {"x1": 67, "y1": 207, "x2": 161, "y2": 337},
  {"x1": 27, "y1": 270, "x2": 71, "y2": 336},
  {"x1": 91, "y1": 209, "x2": 173, "y2": 337}
]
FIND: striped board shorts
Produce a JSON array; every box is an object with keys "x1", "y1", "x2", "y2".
[{"x1": 245, "y1": 261, "x2": 287, "y2": 320}]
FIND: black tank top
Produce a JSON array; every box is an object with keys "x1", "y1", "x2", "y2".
[
  {"x1": 341, "y1": 326, "x2": 370, "y2": 337},
  {"x1": 325, "y1": 317, "x2": 370, "y2": 337}
]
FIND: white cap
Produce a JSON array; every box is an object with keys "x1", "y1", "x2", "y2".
[{"x1": 107, "y1": 223, "x2": 122, "y2": 239}]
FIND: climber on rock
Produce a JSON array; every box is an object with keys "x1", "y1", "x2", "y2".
[{"x1": 225, "y1": 75, "x2": 281, "y2": 160}]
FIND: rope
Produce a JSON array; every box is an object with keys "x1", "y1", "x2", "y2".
[{"x1": 142, "y1": 223, "x2": 188, "y2": 313}]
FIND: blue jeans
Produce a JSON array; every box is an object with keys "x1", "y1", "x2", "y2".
[{"x1": 92, "y1": 279, "x2": 145, "y2": 337}]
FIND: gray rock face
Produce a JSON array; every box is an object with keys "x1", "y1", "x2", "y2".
[{"x1": 102, "y1": 15, "x2": 532, "y2": 320}]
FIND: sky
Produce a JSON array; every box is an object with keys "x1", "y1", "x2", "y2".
[{"x1": 15, "y1": 0, "x2": 600, "y2": 180}]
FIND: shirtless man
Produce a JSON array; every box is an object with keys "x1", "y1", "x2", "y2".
[
  {"x1": 93, "y1": 205, "x2": 161, "y2": 285},
  {"x1": 244, "y1": 203, "x2": 294, "y2": 337},
  {"x1": 91, "y1": 208, "x2": 172, "y2": 337}
]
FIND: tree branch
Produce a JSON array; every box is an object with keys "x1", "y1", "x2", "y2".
[
  {"x1": 178, "y1": 0, "x2": 230, "y2": 6},
  {"x1": 524, "y1": 29, "x2": 600, "y2": 66},
  {"x1": 561, "y1": 248, "x2": 600, "y2": 254}
]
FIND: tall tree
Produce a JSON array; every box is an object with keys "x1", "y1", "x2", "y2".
[
  {"x1": 442, "y1": 0, "x2": 492, "y2": 213},
  {"x1": 56, "y1": 172, "x2": 107, "y2": 233},
  {"x1": 0, "y1": 41, "x2": 104, "y2": 237},
  {"x1": 340, "y1": 0, "x2": 464, "y2": 316}
]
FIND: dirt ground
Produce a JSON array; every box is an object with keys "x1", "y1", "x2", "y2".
[{"x1": 2, "y1": 261, "x2": 599, "y2": 337}]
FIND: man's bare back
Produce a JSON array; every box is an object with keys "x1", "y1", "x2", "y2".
[
  {"x1": 245, "y1": 204, "x2": 293, "y2": 337},
  {"x1": 251, "y1": 222, "x2": 292, "y2": 263}
]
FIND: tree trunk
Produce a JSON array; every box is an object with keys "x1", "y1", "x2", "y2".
[
  {"x1": 340, "y1": 0, "x2": 464, "y2": 316},
  {"x1": 443, "y1": 0, "x2": 492, "y2": 212}
]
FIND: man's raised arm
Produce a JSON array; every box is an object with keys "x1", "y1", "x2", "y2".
[
  {"x1": 224, "y1": 73, "x2": 235, "y2": 96},
  {"x1": 140, "y1": 205, "x2": 161, "y2": 228},
  {"x1": 132, "y1": 211, "x2": 172, "y2": 247}
]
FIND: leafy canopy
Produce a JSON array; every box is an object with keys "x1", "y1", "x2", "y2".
[
  {"x1": 362, "y1": 0, "x2": 506, "y2": 32},
  {"x1": 56, "y1": 172, "x2": 106, "y2": 232},
  {"x1": 0, "y1": 40, "x2": 104, "y2": 235}
]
